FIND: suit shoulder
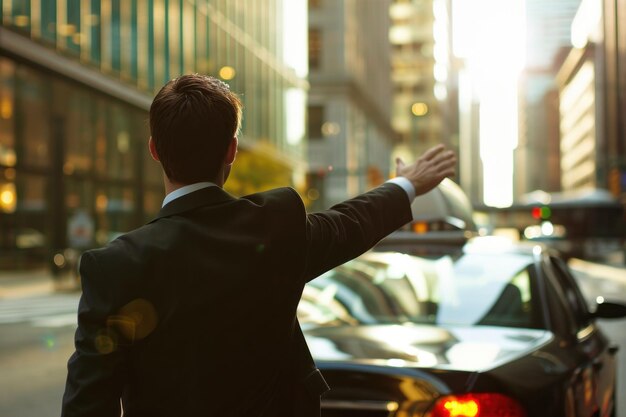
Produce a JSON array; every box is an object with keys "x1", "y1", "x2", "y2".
[
  {"x1": 243, "y1": 186, "x2": 301, "y2": 201},
  {"x1": 242, "y1": 187, "x2": 305, "y2": 216},
  {"x1": 241, "y1": 187, "x2": 307, "y2": 245},
  {"x1": 82, "y1": 223, "x2": 156, "y2": 274}
]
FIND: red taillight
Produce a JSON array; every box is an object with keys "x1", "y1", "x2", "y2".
[{"x1": 429, "y1": 393, "x2": 526, "y2": 417}]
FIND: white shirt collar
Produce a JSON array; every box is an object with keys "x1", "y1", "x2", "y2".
[{"x1": 162, "y1": 182, "x2": 217, "y2": 207}]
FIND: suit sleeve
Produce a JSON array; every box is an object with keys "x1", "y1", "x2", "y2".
[
  {"x1": 62, "y1": 251, "x2": 127, "y2": 417},
  {"x1": 299, "y1": 182, "x2": 413, "y2": 282}
]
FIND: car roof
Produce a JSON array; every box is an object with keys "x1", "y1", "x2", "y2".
[
  {"x1": 385, "y1": 179, "x2": 554, "y2": 259},
  {"x1": 376, "y1": 233, "x2": 545, "y2": 259},
  {"x1": 463, "y1": 236, "x2": 542, "y2": 257}
]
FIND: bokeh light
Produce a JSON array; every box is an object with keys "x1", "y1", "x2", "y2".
[{"x1": 218, "y1": 66, "x2": 236, "y2": 80}]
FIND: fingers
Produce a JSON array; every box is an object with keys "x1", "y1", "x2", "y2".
[
  {"x1": 433, "y1": 150, "x2": 457, "y2": 178},
  {"x1": 421, "y1": 144, "x2": 446, "y2": 161},
  {"x1": 433, "y1": 150, "x2": 455, "y2": 165},
  {"x1": 422, "y1": 145, "x2": 455, "y2": 179},
  {"x1": 438, "y1": 165, "x2": 456, "y2": 178},
  {"x1": 431, "y1": 150, "x2": 455, "y2": 166},
  {"x1": 397, "y1": 145, "x2": 456, "y2": 194}
]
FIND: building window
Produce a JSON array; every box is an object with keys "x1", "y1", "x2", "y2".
[
  {"x1": 7, "y1": 0, "x2": 31, "y2": 33},
  {"x1": 108, "y1": 105, "x2": 135, "y2": 180},
  {"x1": 308, "y1": 28, "x2": 321, "y2": 70},
  {"x1": 89, "y1": 0, "x2": 102, "y2": 65},
  {"x1": 17, "y1": 66, "x2": 50, "y2": 169},
  {"x1": 110, "y1": 0, "x2": 122, "y2": 72},
  {"x1": 94, "y1": 184, "x2": 136, "y2": 245},
  {"x1": 41, "y1": 0, "x2": 57, "y2": 44},
  {"x1": 0, "y1": 59, "x2": 16, "y2": 167},
  {"x1": 63, "y1": 88, "x2": 94, "y2": 175},
  {"x1": 66, "y1": 0, "x2": 82, "y2": 54},
  {"x1": 307, "y1": 105, "x2": 324, "y2": 139}
]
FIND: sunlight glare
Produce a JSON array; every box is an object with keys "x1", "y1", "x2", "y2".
[
  {"x1": 453, "y1": 0, "x2": 526, "y2": 208},
  {"x1": 282, "y1": 0, "x2": 308, "y2": 77}
]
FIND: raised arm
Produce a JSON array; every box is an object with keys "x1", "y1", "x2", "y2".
[{"x1": 301, "y1": 144, "x2": 456, "y2": 282}]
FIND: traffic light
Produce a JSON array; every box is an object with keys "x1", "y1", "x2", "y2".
[{"x1": 531, "y1": 206, "x2": 551, "y2": 220}]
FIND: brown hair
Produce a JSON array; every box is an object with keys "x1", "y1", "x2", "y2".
[{"x1": 149, "y1": 74, "x2": 242, "y2": 184}]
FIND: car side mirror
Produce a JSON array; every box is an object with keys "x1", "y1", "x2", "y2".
[{"x1": 590, "y1": 300, "x2": 626, "y2": 319}]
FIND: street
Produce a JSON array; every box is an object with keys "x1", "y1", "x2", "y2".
[
  {"x1": 0, "y1": 294, "x2": 78, "y2": 417},
  {"x1": 0, "y1": 262, "x2": 624, "y2": 417}
]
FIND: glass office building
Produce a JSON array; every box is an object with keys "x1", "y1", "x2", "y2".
[{"x1": 0, "y1": 0, "x2": 308, "y2": 270}]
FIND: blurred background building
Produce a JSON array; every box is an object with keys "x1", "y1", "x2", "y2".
[
  {"x1": 465, "y1": 0, "x2": 625, "y2": 264},
  {"x1": 514, "y1": 0, "x2": 626, "y2": 204},
  {"x1": 389, "y1": 0, "x2": 456, "y2": 165},
  {"x1": 515, "y1": 0, "x2": 581, "y2": 198},
  {"x1": 554, "y1": 0, "x2": 626, "y2": 200},
  {"x1": 306, "y1": 0, "x2": 397, "y2": 210},
  {"x1": 453, "y1": 0, "x2": 625, "y2": 210},
  {"x1": 0, "y1": 0, "x2": 308, "y2": 270}
]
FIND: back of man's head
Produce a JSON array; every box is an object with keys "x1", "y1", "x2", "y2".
[{"x1": 149, "y1": 74, "x2": 242, "y2": 184}]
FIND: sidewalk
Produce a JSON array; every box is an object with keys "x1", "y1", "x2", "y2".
[
  {"x1": 0, "y1": 269, "x2": 79, "y2": 300},
  {"x1": 568, "y1": 258, "x2": 626, "y2": 284}
]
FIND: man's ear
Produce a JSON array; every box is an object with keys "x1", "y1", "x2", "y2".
[
  {"x1": 225, "y1": 137, "x2": 238, "y2": 165},
  {"x1": 148, "y1": 137, "x2": 160, "y2": 162}
]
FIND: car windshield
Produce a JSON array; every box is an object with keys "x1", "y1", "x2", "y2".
[{"x1": 299, "y1": 250, "x2": 542, "y2": 330}]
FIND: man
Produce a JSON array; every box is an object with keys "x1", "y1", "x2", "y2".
[{"x1": 62, "y1": 74, "x2": 456, "y2": 417}]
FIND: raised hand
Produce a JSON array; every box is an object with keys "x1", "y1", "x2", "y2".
[{"x1": 395, "y1": 144, "x2": 456, "y2": 196}]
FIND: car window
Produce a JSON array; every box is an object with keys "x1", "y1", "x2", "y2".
[
  {"x1": 548, "y1": 256, "x2": 591, "y2": 331},
  {"x1": 299, "y1": 251, "x2": 543, "y2": 329},
  {"x1": 474, "y1": 267, "x2": 534, "y2": 328}
]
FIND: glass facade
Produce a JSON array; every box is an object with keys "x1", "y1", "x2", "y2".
[
  {"x1": 0, "y1": 0, "x2": 308, "y2": 270},
  {"x1": 0, "y1": 57, "x2": 159, "y2": 269},
  {"x1": 1, "y1": 0, "x2": 307, "y2": 161}
]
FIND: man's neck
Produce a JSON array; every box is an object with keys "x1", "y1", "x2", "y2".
[
  {"x1": 163, "y1": 176, "x2": 223, "y2": 196},
  {"x1": 164, "y1": 179, "x2": 184, "y2": 196}
]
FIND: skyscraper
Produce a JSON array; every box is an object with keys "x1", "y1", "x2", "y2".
[
  {"x1": 306, "y1": 0, "x2": 397, "y2": 209},
  {"x1": 515, "y1": 0, "x2": 581, "y2": 197},
  {"x1": 556, "y1": 0, "x2": 626, "y2": 200},
  {"x1": 389, "y1": 0, "x2": 455, "y2": 161},
  {"x1": 525, "y1": 0, "x2": 581, "y2": 69}
]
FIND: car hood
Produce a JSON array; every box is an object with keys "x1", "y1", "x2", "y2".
[{"x1": 304, "y1": 323, "x2": 552, "y2": 372}]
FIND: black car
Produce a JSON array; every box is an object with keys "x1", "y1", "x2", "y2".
[{"x1": 298, "y1": 235, "x2": 626, "y2": 417}]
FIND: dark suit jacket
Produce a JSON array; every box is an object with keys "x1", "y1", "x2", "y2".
[{"x1": 62, "y1": 183, "x2": 412, "y2": 417}]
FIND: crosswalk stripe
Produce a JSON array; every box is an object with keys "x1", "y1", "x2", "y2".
[
  {"x1": 32, "y1": 313, "x2": 78, "y2": 328},
  {"x1": 0, "y1": 294, "x2": 80, "y2": 325},
  {"x1": 0, "y1": 303, "x2": 78, "y2": 313}
]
